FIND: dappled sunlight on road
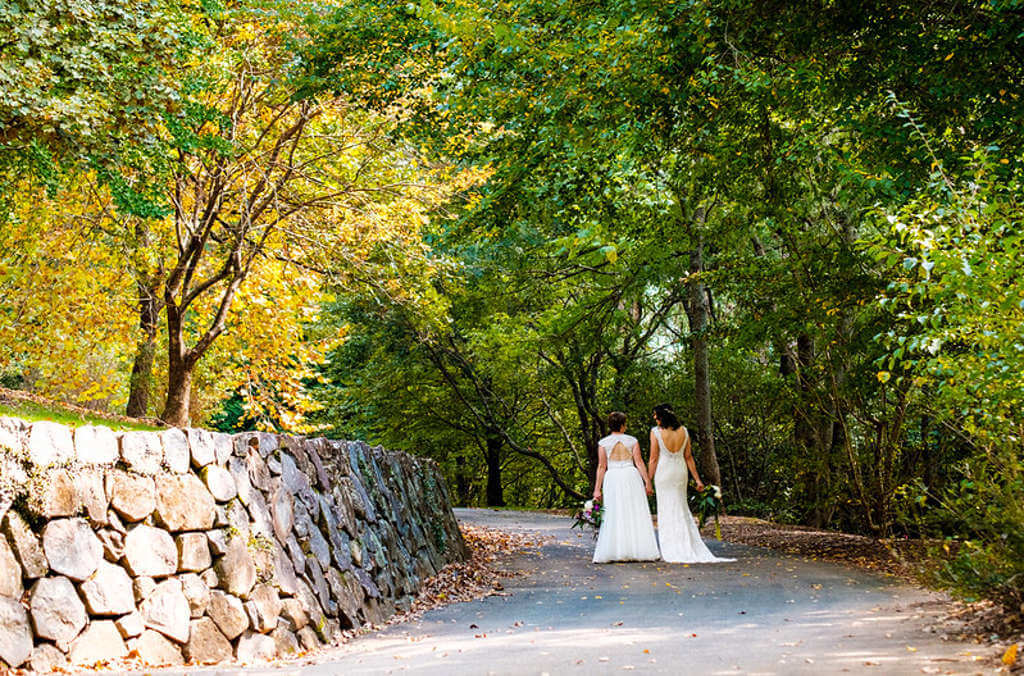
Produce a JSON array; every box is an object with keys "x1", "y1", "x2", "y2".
[{"x1": 207, "y1": 510, "x2": 997, "y2": 675}]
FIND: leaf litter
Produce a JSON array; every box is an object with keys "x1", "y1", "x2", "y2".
[{"x1": 5, "y1": 525, "x2": 544, "y2": 675}]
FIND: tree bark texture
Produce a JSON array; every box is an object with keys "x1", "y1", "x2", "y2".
[
  {"x1": 485, "y1": 431, "x2": 505, "y2": 507},
  {"x1": 684, "y1": 222, "x2": 722, "y2": 487},
  {"x1": 126, "y1": 282, "x2": 160, "y2": 418}
]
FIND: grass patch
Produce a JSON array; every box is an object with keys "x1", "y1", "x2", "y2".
[{"x1": 0, "y1": 399, "x2": 162, "y2": 432}]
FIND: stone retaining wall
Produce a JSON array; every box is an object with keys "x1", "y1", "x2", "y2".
[{"x1": 0, "y1": 417, "x2": 467, "y2": 671}]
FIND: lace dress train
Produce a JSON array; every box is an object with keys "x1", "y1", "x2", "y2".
[{"x1": 653, "y1": 427, "x2": 735, "y2": 564}]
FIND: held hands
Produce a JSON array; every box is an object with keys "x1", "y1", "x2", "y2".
[{"x1": 644, "y1": 482, "x2": 654, "y2": 497}]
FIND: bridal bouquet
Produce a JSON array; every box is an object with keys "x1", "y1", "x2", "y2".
[
  {"x1": 691, "y1": 485, "x2": 724, "y2": 540},
  {"x1": 571, "y1": 498, "x2": 603, "y2": 537}
]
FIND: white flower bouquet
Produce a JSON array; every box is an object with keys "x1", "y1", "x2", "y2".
[{"x1": 571, "y1": 498, "x2": 603, "y2": 537}]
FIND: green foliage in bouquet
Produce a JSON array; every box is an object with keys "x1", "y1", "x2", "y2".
[
  {"x1": 571, "y1": 498, "x2": 603, "y2": 538},
  {"x1": 691, "y1": 486, "x2": 724, "y2": 540}
]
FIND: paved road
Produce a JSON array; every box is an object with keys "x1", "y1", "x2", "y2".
[{"x1": 158, "y1": 509, "x2": 996, "y2": 676}]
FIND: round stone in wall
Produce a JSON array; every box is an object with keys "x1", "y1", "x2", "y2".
[
  {"x1": 123, "y1": 525, "x2": 177, "y2": 578},
  {"x1": 213, "y1": 536, "x2": 257, "y2": 598},
  {"x1": 41, "y1": 518, "x2": 102, "y2": 581},
  {"x1": 184, "y1": 617, "x2": 233, "y2": 664},
  {"x1": 28, "y1": 642, "x2": 66, "y2": 673},
  {"x1": 0, "y1": 416, "x2": 26, "y2": 456},
  {"x1": 139, "y1": 578, "x2": 191, "y2": 644},
  {"x1": 200, "y1": 465, "x2": 237, "y2": 502},
  {"x1": 68, "y1": 619, "x2": 128, "y2": 664},
  {"x1": 206, "y1": 590, "x2": 249, "y2": 640},
  {"x1": 161, "y1": 428, "x2": 190, "y2": 474},
  {"x1": 185, "y1": 428, "x2": 216, "y2": 468},
  {"x1": 73, "y1": 424, "x2": 119, "y2": 465},
  {"x1": 176, "y1": 532, "x2": 211, "y2": 572},
  {"x1": 79, "y1": 560, "x2": 135, "y2": 615},
  {"x1": 236, "y1": 629, "x2": 277, "y2": 663},
  {"x1": 107, "y1": 471, "x2": 156, "y2": 522},
  {"x1": 29, "y1": 575, "x2": 87, "y2": 646},
  {"x1": 27, "y1": 421, "x2": 75, "y2": 467},
  {"x1": 0, "y1": 595, "x2": 33, "y2": 668},
  {"x1": 154, "y1": 474, "x2": 215, "y2": 531},
  {"x1": 179, "y1": 573, "x2": 211, "y2": 618},
  {"x1": 0, "y1": 535, "x2": 23, "y2": 599},
  {"x1": 119, "y1": 431, "x2": 164, "y2": 475},
  {"x1": 1, "y1": 511, "x2": 47, "y2": 579},
  {"x1": 132, "y1": 629, "x2": 184, "y2": 666}
]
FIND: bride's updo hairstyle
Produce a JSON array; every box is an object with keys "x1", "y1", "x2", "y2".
[
  {"x1": 608, "y1": 411, "x2": 627, "y2": 432},
  {"x1": 653, "y1": 403, "x2": 681, "y2": 430}
]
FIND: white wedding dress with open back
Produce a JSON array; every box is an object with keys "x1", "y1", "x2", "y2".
[
  {"x1": 653, "y1": 426, "x2": 735, "y2": 563},
  {"x1": 592, "y1": 432, "x2": 660, "y2": 563}
]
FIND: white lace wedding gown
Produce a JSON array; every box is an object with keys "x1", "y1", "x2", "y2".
[
  {"x1": 592, "y1": 433, "x2": 660, "y2": 563},
  {"x1": 653, "y1": 427, "x2": 735, "y2": 563}
]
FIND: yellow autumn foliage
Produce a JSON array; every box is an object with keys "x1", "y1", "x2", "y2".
[{"x1": 0, "y1": 3, "x2": 489, "y2": 429}]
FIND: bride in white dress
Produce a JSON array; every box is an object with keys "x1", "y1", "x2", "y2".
[
  {"x1": 592, "y1": 412, "x2": 661, "y2": 563},
  {"x1": 649, "y1": 403, "x2": 734, "y2": 564}
]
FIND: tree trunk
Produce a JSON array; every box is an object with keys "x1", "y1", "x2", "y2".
[
  {"x1": 163, "y1": 359, "x2": 192, "y2": 427},
  {"x1": 684, "y1": 225, "x2": 722, "y2": 486},
  {"x1": 485, "y1": 430, "x2": 504, "y2": 507},
  {"x1": 921, "y1": 414, "x2": 938, "y2": 491},
  {"x1": 161, "y1": 303, "x2": 193, "y2": 426},
  {"x1": 455, "y1": 454, "x2": 471, "y2": 507},
  {"x1": 794, "y1": 333, "x2": 826, "y2": 526},
  {"x1": 585, "y1": 435, "x2": 600, "y2": 492},
  {"x1": 126, "y1": 285, "x2": 160, "y2": 418},
  {"x1": 126, "y1": 219, "x2": 162, "y2": 419}
]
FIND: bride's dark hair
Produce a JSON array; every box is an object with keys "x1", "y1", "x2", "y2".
[
  {"x1": 653, "y1": 403, "x2": 681, "y2": 430},
  {"x1": 607, "y1": 411, "x2": 627, "y2": 432}
]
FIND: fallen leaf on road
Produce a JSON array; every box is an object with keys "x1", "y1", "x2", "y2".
[{"x1": 1003, "y1": 643, "x2": 1018, "y2": 666}]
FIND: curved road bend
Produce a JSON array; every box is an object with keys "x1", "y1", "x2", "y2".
[{"x1": 146, "y1": 508, "x2": 996, "y2": 676}]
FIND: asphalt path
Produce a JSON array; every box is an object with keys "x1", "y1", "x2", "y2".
[{"x1": 145, "y1": 508, "x2": 996, "y2": 676}]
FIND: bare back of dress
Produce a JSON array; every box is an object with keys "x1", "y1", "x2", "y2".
[
  {"x1": 652, "y1": 426, "x2": 734, "y2": 563},
  {"x1": 608, "y1": 440, "x2": 632, "y2": 462}
]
